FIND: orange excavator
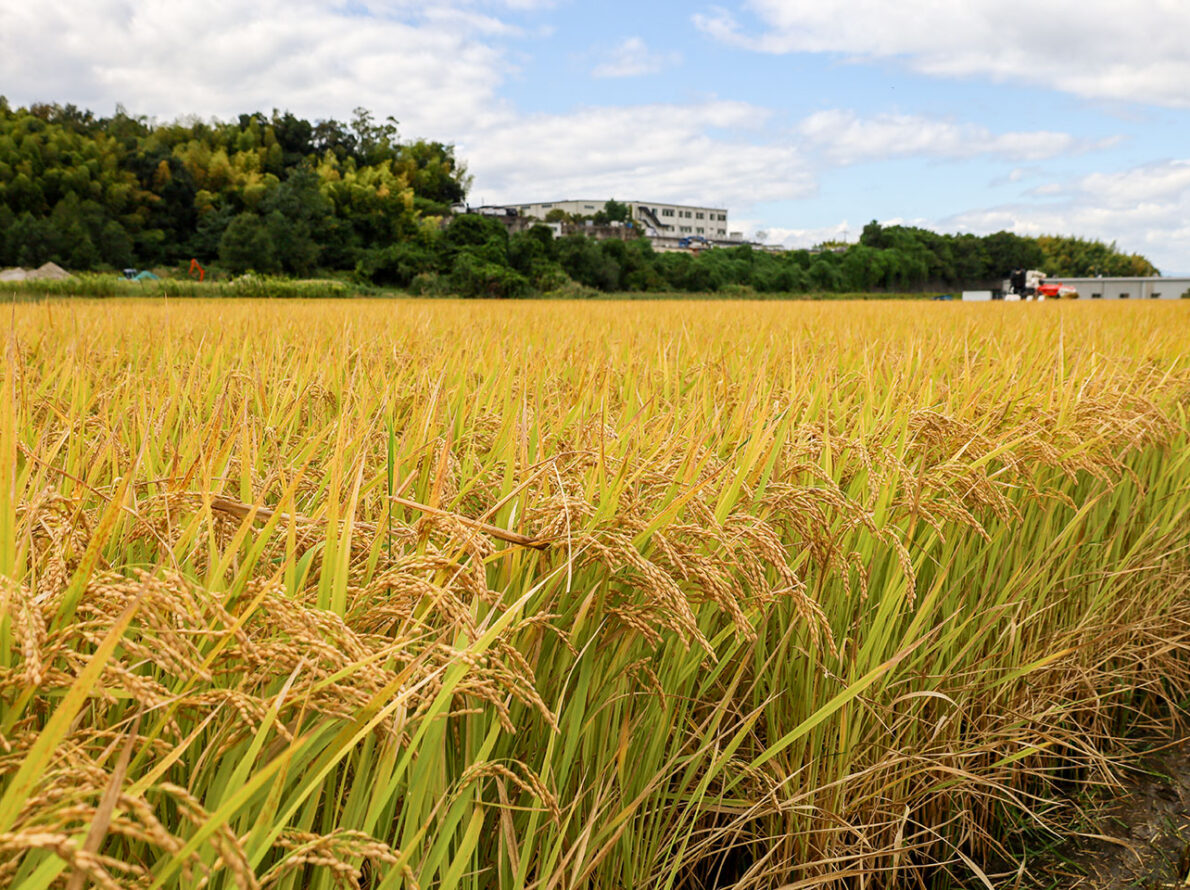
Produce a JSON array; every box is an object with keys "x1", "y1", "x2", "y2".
[{"x1": 188, "y1": 258, "x2": 206, "y2": 282}]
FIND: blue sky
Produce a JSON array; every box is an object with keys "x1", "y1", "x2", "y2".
[{"x1": 3, "y1": 0, "x2": 1189, "y2": 271}]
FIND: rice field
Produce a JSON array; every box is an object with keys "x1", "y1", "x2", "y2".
[{"x1": 3, "y1": 297, "x2": 1190, "y2": 889}]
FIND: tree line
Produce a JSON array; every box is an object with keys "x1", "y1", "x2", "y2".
[
  {"x1": 0, "y1": 99, "x2": 465, "y2": 275},
  {"x1": 359, "y1": 213, "x2": 1159, "y2": 299},
  {"x1": 0, "y1": 99, "x2": 1158, "y2": 294}
]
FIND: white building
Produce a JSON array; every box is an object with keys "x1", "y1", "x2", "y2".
[
  {"x1": 965, "y1": 276, "x2": 1190, "y2": 301},
  {"x1": 1045, "y1": 276, "x2": 1190, "y2": 300},
  {"x1": 515, "y1": 200, "x2": 734, "y2": 241}
]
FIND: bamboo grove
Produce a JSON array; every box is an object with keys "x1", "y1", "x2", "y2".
[{"x1": 2, "y1": 298, "x2": 1189, "y2": 888}]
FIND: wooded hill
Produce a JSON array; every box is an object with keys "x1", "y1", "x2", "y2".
[
  {"x1": 0, "y1": 99, "x2": 465, "y2": 276},
  {"x1": 0, "y1": 99, "x2": 1159, "y2": 296}
]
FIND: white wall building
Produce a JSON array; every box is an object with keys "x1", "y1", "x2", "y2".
[
  {"x1": 1046, "y1": 276, "x2": 1190, "y2": 300},
  {"x1": 515, "y1": 200, "x2": 733, "y2": 240}
]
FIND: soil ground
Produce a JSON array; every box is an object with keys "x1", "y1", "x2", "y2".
[{"x1": 1029, "y1": 742, "x2": 1190, "y2": 889}]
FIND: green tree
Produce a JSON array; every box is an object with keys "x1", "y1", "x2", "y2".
[
  {"x1": 859, "y1": 220, "x2": 886, "y2": 249},
  {"x1": 449, "y1": 252, "x2": 530, "y2": 298},
  {"x1": 258, "y1": 166, "x2": 330, "y2": 275},
  {"x1": 219, "y1": 212, "x2": 278, "y2": 274},
  {"x1": 603, "y1": 199, "x2": 630, "y2": 223},
  {"x1": 557, "y1": 235, "x2": 620, "y2": 290}
]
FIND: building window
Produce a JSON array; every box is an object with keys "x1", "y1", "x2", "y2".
[
  {"x1": 584, "y1": 204, "x2": 594, "y2": 210},
  {"x1": 717, "y1": 229, "x2": 725, "y2": 235},
  {"x1": 696, "y1": 212, "x2": 704, "y2": 219},
  {"x1": 680, "y1": 226, "x2": 692, "y2": 232},
  {"x1": 662, "y1": 208, "x2": 674, "y2": 216},
  {"x1": 542, "y1": 204, "x2": 552, "y2": 209},
  {"x1": 697, "y1": 227, "x2": 705, "y2": 233}
]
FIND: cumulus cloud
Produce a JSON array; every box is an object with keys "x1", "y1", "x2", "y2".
[
  {"x1": 465, "y1": 101, "x2": 815, "y2": 207},
  {"x1": 796, "y1": 110, "x2": 1085, "y2": 164},
  {"x1": 9, "y1": 0, "x2": 1184, "y2": 272},
  {"x1": 1003, "y1": 167, "x2": 1040, "y2": 184},
  {"x1": 0, "y1": 0, "x2": 515, "y2": 135},
  {"x1": 694, "y1": 1, "x2": 1190, "y2": 106},
  {"x1": 591, "y1": 37, "x2": 682, "y2": 78},
  {"x1": 946, "y1": 159, "x2": 1190, "y2": 273},
  {"x1": 758, "y1": 159, "x2": 1190, "y2": 272},
  {"x1": 761, "y1": 221, "x2": 852, "y2": 248},
  {"x1": 0, "y1": 0, "x2": 811, "y2": 213}
]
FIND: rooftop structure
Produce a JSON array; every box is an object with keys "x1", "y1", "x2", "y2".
[
  {"x1": 962, "y1": 275, "x2": 1189, "y2": 301},
  {"x1": 1040, "y1": 276, "x2": 1189, "y2": 300},
  {"x1": 513, "y1": 200, "x2": 743, "y2": 248}
]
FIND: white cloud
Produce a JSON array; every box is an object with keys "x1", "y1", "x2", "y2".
[
  {"x1": 464, "y1": 101, "x2": 815, "y2": 207},
  {"x1": 0, "y1": 0, "x2": 514, "y2": 136},
  {"x1": 763, "y1": 221, "x2": 851, "y2": 248},
  {"x1": 1080, "y1": 159, "x2": 1190, "y2": 205},
  {"x1": 762, "y1": 218, "x2": 943, "y2": 250},
  {"x1": 695, "y1": 1, "x2": 1190, "y2": 106},
  {"x1": 0, "y1": 1, "x2": 811, "y2": 215},
  {"x1": 12, "y1": 0, "x2": 1184, "y2": 273},
  {"x1": 591, "y1": 36, "x2": 681, "y2": 78},
  {"x1": 796, "y1": 110, "x2": 1083, "y2": 164},
  {"x1": 946, "y1": 159, "x2": 1190, "y2": 273}
]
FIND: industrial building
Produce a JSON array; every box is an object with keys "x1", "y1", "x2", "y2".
[
  {"x1": 962, "y1": 276, "x2": 1190, "y2": 301},
  {"x1": 1043, "y1": 276, "x2": 1189, "y2": 300},
  {"x1": 512, "y1": 199, "x2": 744, "y2": 249}
]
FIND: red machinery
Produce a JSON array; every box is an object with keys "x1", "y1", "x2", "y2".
[
  {"x1": 1036, "y1": 281, "x2": 1078, "y2": 299},
  {"x1": 188, "y1": 258, "x2": 206, "y2": 282}
]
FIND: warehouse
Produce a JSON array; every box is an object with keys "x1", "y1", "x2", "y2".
[
  {"x1": 1049, "y1": 276, "x2": 1190, "y2": 300},
  {"x1": 963, "y1": 276, "x2": 1190, "y2": 301}
]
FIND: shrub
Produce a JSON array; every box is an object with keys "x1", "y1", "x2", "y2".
[
  {"x1": 355, "y1": 242, "x2": 438, "y2": 287},
  {"x1": 541, "y1": 279, "x2": 601, "y2": 299},
  {"x1": 529, "y1": 261, "x2": 571, "y2": 293},
  {"x1": 227, "y1": 275, "x2": 351, "y2": 299},
  {"x1": 408, "y1": 271, "x2": 450, "y2": 296},
  {"x1": 718, "y1": 282, "x2": 758, "y2": 298},
  {"x1": 449, "y1": 252, "x2": 531, "y2": 299}
]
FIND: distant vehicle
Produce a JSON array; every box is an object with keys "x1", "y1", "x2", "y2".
[
  {"x1": 1007, "y1": 268, "x2": 1078, "y2": 299},
  {"x1": 1036, "y1": 281, "x2": 1078, "y2": 299},
  {"x1": 677, "y1": 236, "x2": 711, "y2": 250}
]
